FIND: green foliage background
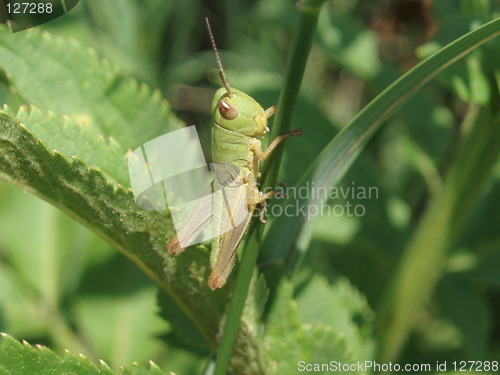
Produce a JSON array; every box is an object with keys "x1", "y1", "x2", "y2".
[{"x1": 0, "y1": 0, "x2": 499, "y2": 374}]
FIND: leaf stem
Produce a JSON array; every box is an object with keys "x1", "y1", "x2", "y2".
[
  {"x1": 262, "y1": 0, "x2": 327, "y2": 189},
  {"x1": 213, "y1": 2, "x2": 326, "y2": 374}
]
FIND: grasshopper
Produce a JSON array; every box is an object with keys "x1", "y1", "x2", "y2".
[{"x1": 167, "y1": 18, "x2": 301, "y2": 290}]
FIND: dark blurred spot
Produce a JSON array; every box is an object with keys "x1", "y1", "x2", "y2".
[{"x1": 0, "y1": 0, "x2": 79, "y2": 33}]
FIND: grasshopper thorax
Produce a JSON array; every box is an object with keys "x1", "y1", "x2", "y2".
[{"x1": 212, "y1": 87, "x2": 268, "y2": 136}]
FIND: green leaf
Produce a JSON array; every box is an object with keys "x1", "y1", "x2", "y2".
[
  {"x1": 13, "y1": 105, "x2": 130, "y2": 185},
  {"x1": 0, "y1": 332, "x2": 167, "y2": 375},
  {"x1": 265, "y1": 281, "x2": 360, "y2": 374},
  {"x1": 157, "y1": 287, "x2": 211, "y2": 354},
  {"x1": 0, "y1": 25, "x2": 183, "y2": 149},
  {"x1": 295, "y1": 276, "x2": 375, "y2": 361},
  {"x1": 0, "y1": 332, "x2": 116, "y2": 375},
  {"x1": 120, "y1": 362, "x2": 167, "y2": 375}
]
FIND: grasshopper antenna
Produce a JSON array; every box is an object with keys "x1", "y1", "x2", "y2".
[{"x1": 205, "y1": 17, "x2": 232, "y2": 97}]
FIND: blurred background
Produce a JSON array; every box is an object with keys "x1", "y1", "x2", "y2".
[{"x1": 0, "y1": 0, "x2": 499, "y2": 373}]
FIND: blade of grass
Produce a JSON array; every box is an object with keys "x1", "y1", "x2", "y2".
[
  {"x1": 376, "y1": 105, "x2": 500, "y2": 362},
  {"x1": 213, "y1": 1, "x2": 327, "y2": 374},
  {"x1": 259, "y1": 17, "x2": 500, "y2": 267}
]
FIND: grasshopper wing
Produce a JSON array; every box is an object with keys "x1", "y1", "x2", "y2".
[
  {"x1": 208, "y1": 170, "x2": 253, "y2": 290},
  {"x1": 167, "y1": 188, "x2": 213, "y2": 254},
  {"x1": 167, "y1": 163, "x2": 243, "y2": 255}
]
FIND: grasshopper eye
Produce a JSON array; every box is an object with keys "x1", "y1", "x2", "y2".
[{"x1": 218, "y1": 100, "x2": 239, "y2": 120}]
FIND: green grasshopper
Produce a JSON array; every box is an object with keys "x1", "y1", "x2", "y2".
[{"x1": 167, "y1": 18, "x2": 301, "y2": 290}]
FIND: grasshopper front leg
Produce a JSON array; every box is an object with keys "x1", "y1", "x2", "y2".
[{"x1": 251, "y1": 128, "x2": 303, "y2": 162}]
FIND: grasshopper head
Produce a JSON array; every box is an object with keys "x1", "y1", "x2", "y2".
[{"x1": 212, "y1": 87, "x2": 268, "y2": 136}]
